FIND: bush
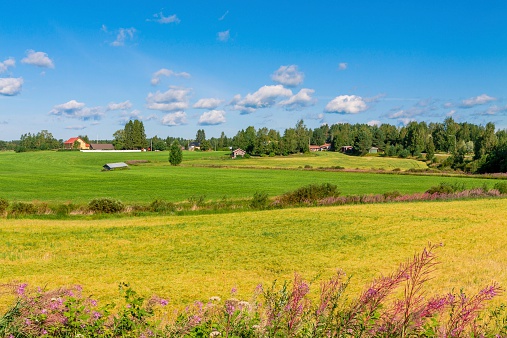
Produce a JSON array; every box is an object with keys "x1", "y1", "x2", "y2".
[
  {"x1": 88, "y1": 198, "x2": 124, "y2": 214},
  {"x1": 250, "y1": 192, "x2": 270, "y2": 210},
  {"x1": 9, "y1": 202, "x2": 37, "y2": 216},
  {"x1": 426, "y1": 182, "x2": 466, "y2": 194},
  {"x1": 149, "y1": 199, "x2": 176, "y2": 213},
  {"x1": 493, "y1": 181, "x2": 507, "y2": 194},
  {"x1": 383, "y1": 190, "x2": 402, "y2": 199},
  {"x1": 276, "y1": 183, "x2": 340, "y2": 206},
  {"x1": 0, "y1": 198, "x2": 8, "y2": 214}
]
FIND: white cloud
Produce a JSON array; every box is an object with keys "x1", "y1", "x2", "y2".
[
  {"x1": 49, "y1": 100, "x2": 104, "y2": 120},
  {"x1": 399, "y1": 118, "x2": 415, "y2": 126},
  {"x1": 367, "y1": 120, "x2": 381, "y2": 126},
  {"x1": 149, "y1": 12, "x2": 180, "y2": 24},
  {"x1": 193, "y1": 98, "x2": 223, "y2": 109},
  {"x1": 481, "y1": 105, "x2": 507, "y2": 116},
  {"x1": 106, "y1": 100, "x2": 132, "y2": 111},
  {"x1": 21, "y1": 50, "x2": 54, "y2": 68},
  {"x1": 338, "y1": 62, "x2": 347, "y2": 70},
  {"x1": 217, "y1": 30, "x2": 230, "y2": 42},
  {"x1": 151, "y1": 68, "x2": 191, "y2": 85},
  {"x1": 219, "y1": 10, "x2": 229, "y2": 21},
  {"x1": 0, "y1": 77, "x2": 23, "y2": 96},
  {"x1": 447, "y1": 110, "x2": 456, "y2": 116},
  {"x1": 231, "y1": 85, "x2": 292, "y2": 114},
  {"x1": 460, "y1": 94, "x2": 496, "y2": 108},
  {"x1": 161, "y1": 111, "x2": 187, "y2": 126},
  {"x1": 324, "y1": 95, "x2": 368, "y2": 114},
  {"x1": 0, "y1": 58, "x2": 15, "y2": 73},
  {"x1": 146, "y1": 86, "x2": 191, "y2": 111},
  {"x1": 119, "y1": 109, "x2": 144, "y2": 123},
  {"x1": 279, "y1": 88, "x2": 316, "y2": 110},
  {"x1": 65, "y1": 125, "x2": 87, "y2": 130},
  {"x1": 198, "y1": 110, "x2": 226, "y2": 125},
  {"x1": 271, "y1": 65, "x2": 304, "y2": 87},
  {"x1": 111, "y1": 28, "x2": 136, "y2": 47}
]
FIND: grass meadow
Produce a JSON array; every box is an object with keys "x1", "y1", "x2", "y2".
[
  {"x1": 1, "y1": 198, "x2": 506, "y2": 312},
  {"x1": 0, "y1": 150, "x2": 496, "y2": 204}
]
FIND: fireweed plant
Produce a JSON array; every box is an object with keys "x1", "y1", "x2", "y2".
[{"x1": 1, "y1": 244, "x2": 506, "y2": 337}]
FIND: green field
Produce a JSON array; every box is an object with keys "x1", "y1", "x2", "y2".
[
  {"x1": 0, "y1": 151, "x2": 495, "y2": 204},
  {"x1": 1, "y1": 199, "x2": 506, "y2": 310}
]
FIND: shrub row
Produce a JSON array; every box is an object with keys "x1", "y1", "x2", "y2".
[
  {"x1": 0, "y1": 181, "x2": 505, "y2": 217},
  {"x1": 1, "y1": 245, "x2": 506, "y2": 337}
]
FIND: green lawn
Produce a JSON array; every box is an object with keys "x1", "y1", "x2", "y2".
[{"x1": 0, "y1": 150, "x2": 495, "y2": 203}]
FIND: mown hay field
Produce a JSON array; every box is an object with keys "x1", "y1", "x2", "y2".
[
  {"x1": 0, "y1": 151, "x2": 494, "y2": 204},
  {"x1": 1, "y1": 198, "x2": 506, "y2": 311}
]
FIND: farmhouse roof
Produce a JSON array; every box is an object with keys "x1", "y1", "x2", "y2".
[
  {"x1": 103, "y1": 162, "x2": 128, "y2": 170},
  {"x1": 64, "y1": 137, "x2": 90, "y2": 147},
  {"x1": 90, "y1": 143, "x2": 115, "y2": 150}
]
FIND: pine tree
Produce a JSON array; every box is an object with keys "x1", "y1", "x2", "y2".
[{"x1": 169, "y1": 141, "x2": 183, "y2": 166}]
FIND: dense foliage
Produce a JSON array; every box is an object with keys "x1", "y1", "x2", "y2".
[{"x1": 112, "y1": 120, "x2": 147, "y2": 150}]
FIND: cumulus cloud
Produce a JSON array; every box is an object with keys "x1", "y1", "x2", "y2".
[
  {"x1": 111, "y1": 28, "x2": 136, "y2": 47},
  {"x1": 161, "y1": 111, "x2": 187, "y2": 126},
  {"x1": 231, "y1": 85, "x2": 292, "y2": 114},
  {"x1": 198, "y1": 110, "x2": 226, "y2": 125},
  {"x1": 325, "y1": 95, "x2": 368, "y2": 114},
  {"x1": 217, "y1": 30, "x2": 230, "y2": 42},
  {"x1": 146, "y1": 86, "x2": 191, "y2": 111},
  {"x1": 338, "y1": 62, "x2": 347, "y2": 70},
  {"x1": 193, "y1": 98, "x2": 223, "y2": 109},
  {"x1": 148, "y1": 12, "x2": 180, "y2": 24},
  {"x1": 106, "y1": 100, "x2": 132, "y2": 111},
  {"x1": 367, "y1": 120, "x2": 381, "y2": 126},
  {"x1": 271, "y1": 65, "x2": 304, "y2": 87},
  {"x1": 279, "y1": 88, "x2": 316, "y2": 110},
  {"x1": 0, "y1": 77, "x2": 23, "y2": 96},
  {"x1": 460, "y1": 94, "x2": 496, "y2": 108},
  {"x1": 119, "y1": 109, "x2": 144, "y2": 123},
  {"x1": 151, "y1": 68, "x2": 191, "y2": 85},
  {"x1": 0, "y1": 58, "x2": 15, "y2": 73},
  {"x1": 21, "y1": 50, "x2": 54, "y2": 68},
  {"x1": 49, "y1": 100, "x2": 104, "y2": 120}
]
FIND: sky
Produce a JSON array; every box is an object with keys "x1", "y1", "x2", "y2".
[{"x1": 1, "y1": 0, "x2": 506, "y2": 142}]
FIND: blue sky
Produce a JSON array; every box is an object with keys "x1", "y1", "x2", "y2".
[{"x1": 1, "y1": 1, "x2": 506, "y2": 141}]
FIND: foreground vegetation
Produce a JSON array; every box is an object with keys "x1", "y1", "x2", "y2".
[
  {"x1": 2, "y1": 245, "x2": 506, "y2": 337},
  {"x1": 1, "y1": 199, "x2": 506, "y2": 310}
]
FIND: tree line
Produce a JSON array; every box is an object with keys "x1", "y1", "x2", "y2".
[{"x1": 3, "y1": 117, "x2": 507, "y2": 173}]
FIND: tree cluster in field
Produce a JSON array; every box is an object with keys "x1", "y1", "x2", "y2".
[{"x1": 2, "y1": 245, "x2": 506, "y2": 337}]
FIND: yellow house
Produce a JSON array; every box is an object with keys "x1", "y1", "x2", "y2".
[{"x1": 63, "y1": 137, "x2": 90, "y2": 150}]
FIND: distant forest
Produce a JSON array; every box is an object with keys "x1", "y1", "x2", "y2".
[{"x1": 1, "y1": 117, "x2": 506, "y2": 173}]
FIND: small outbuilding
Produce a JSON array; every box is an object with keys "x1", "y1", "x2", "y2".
[
  {"x1": 368, "y1": 147, "x2": 379, "y2": 154},
  {"x1": 103, "y1": 162, "x2": 129, "y2": 171},
  {"x1": 231, "y1": 148, "x2": 246, "y2": 159},
  {"x1": 340, "y1": 146, "x2": 354, "y2": 153}
]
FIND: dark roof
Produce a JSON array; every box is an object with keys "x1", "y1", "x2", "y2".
[{"x1": 90, "y1": 143, "x2": 115, "y2": 150}]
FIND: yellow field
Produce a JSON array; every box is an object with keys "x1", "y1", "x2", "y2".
[{"x1": 1, "y1": 198, "x2": 506, "y2": 311}]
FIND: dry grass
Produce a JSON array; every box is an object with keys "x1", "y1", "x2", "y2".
[{"x1": 1, "y1": 198, "x2": 506, "y2": 312}]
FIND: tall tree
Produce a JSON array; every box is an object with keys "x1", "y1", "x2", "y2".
[
  {"x1": 195, "y1": 129, "x2": 206, "y2": 144},
  {"x1": 169, "y1": 141, "x2": 183, "y2": 166}
]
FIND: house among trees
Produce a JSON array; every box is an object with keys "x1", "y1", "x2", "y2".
[
  {"x1": 368, "y1": 146, "x2": 379, "y2": 154},
  {"x1": 231, "y1": 148, "x2": 246, "y2": 159},
  {"x1": 188, "y1": 142, "x2": 200, "y2": 151},
  {"x1": 309, "y1": 143, "x2": 332, "y2": 152},
  {"x1": 340, "y1": 146, "x2": 354, "y2": 153},
  {"x1": 63, "y1": 137, "x2": 90, "y2": 150},
  {"x1": 90, "y1": 143, "x2": 115, "y2": 150}
]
